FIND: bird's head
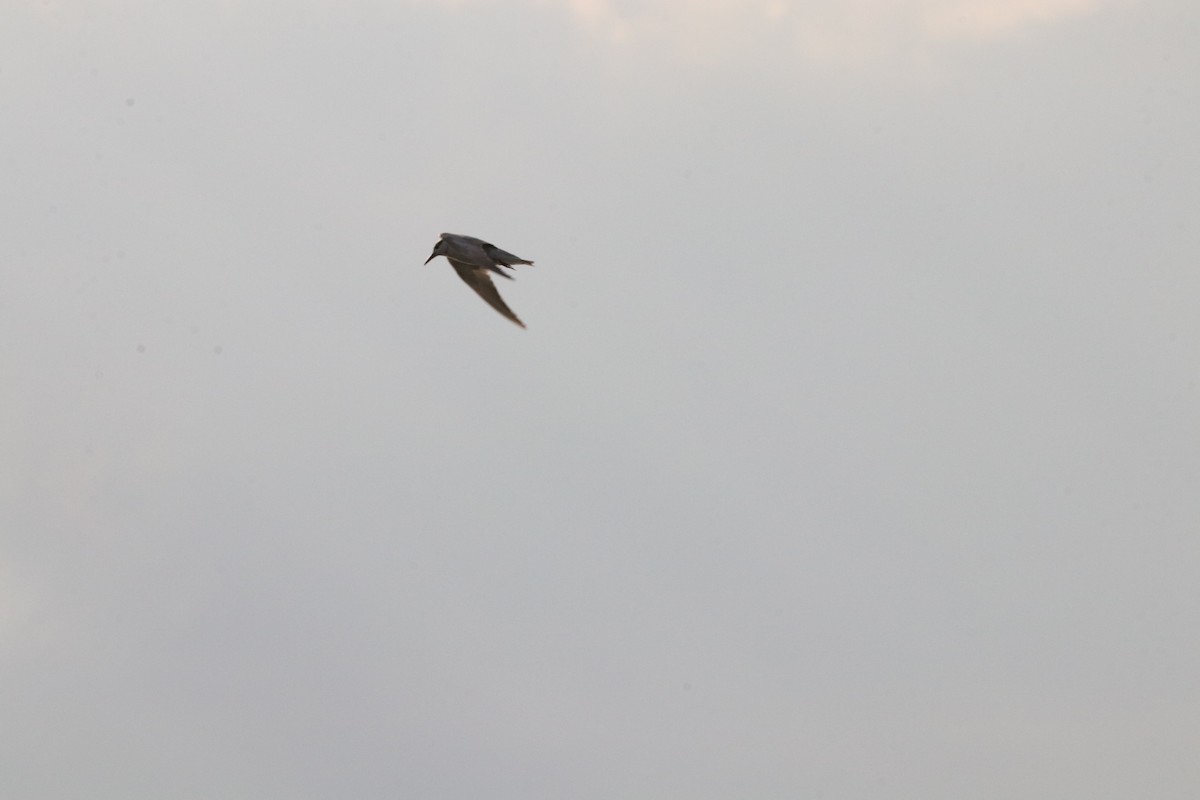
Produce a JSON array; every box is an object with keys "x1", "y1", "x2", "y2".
[{"x1": 423, "y1": 238, "x2": 446, "y2": 265}]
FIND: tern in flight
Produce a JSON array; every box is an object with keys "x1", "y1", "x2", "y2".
[{"x1": 423, "y1": 233, "x2": 534, "y2": 328}]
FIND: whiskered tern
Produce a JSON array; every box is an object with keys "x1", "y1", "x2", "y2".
[{"x1": 423, "y1": 233, "x2": 534, "y2": 328}]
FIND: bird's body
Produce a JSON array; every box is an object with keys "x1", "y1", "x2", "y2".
[{"x1": 423, "y1": 233, "x2": 534, "y2": 328}]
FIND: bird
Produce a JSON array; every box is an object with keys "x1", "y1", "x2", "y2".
[{"x1": 423, "y1": 233, "x2": 534, "y2": 328}]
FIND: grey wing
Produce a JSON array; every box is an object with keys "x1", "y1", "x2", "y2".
[
  {"x1": 451, "y1": 262, "x2": 525, "y2": 328},
  {"x1": 482, "y1": 242, "x2": 534, "y2": 267}
]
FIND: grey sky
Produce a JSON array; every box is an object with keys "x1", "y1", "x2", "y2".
[{"x1": 3, "y1": 1, "x2": 1198, "y2": 798}]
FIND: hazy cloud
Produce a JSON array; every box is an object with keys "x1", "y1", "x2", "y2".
[
  {"x1": 507, "y1": 0, "x2": 1120, "y2": 64},
  {"x1": 3, "y1": 1, "x2": 1197, "y2": 798},
  {"x1": 14, "y1": 0, "x2": 1126, "y2": 70}
]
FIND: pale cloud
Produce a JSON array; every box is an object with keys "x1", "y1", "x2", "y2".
[
  {"x1": 542, "y1": 0, "x2": 1123, "y2": 65},
  {"x1": 17, "y1": 0, "x2": 1121, "y2": 65},
  {"x1": 922, "y1": 0, "x2": 1111, "y2": 39}
]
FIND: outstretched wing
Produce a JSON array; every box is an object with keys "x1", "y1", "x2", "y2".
[{"x1": 450, "y1": 261, "x2": 525, "y2": 328}]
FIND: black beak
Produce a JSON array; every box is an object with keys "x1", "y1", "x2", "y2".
[{"x1": 423, "y1": 252, "x2": 437, "y2": 265}]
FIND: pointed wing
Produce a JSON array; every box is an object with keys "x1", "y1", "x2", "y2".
[
  {"x1": 450, "y1": 261, "x2": 525, "y2": 328},
  {"x1": 482, "y1": 242, "x2": 534, "y2": 267}
]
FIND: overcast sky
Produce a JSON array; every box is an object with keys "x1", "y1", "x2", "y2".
[{"x1": 3, "y1": 1, "x2": 1199, "y2": 798}]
